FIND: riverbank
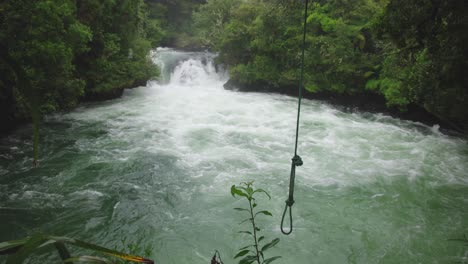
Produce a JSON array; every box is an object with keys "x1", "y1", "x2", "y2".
[
  {"x1": 0, "y1": 79, "x2": 149, "y2": 137},
  {"x1": 224, "y1": 79, "x2": 463, "y2": 136}
]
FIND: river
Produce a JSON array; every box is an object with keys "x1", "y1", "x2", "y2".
[{"x1": 1, "y1": 49, "x2": 467, "y2": 263}]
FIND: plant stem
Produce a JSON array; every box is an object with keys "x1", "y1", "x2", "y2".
[{"x1": 248, "y1": 199, "x2": 261, "y2": 264}]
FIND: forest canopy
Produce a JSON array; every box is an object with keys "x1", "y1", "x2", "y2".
[
  {"x1": 0, "y1": 0, "x2": 160, "y2": 133},
  {"x1": 1, "y1": 0, "x2": 467, "y2": 133},
  {"x1": 192, "y1": 0, "x2": 468, "y2": 132}
]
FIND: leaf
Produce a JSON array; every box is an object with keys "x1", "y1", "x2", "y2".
[
  {"x1": 0, "y1": 238, "x2": 28, "y2": 255},
  {"x1": 234, "y1": 249, "x2": 250, "y2": 258},
  {"x1": 64, "y1": 256, "x2": 113, "y2": 264},
  {"x1": 237, "y1": 186, "x2": 248, "y2": 192},
  {"x1": 239, "y1": 255, "x2": 257, "y2": 264},
  {"x1": 231, "y1": 185, "x2": 248, "y2": 198},
  {"x1": 238, "y1": 245, "x2": 254, "y2": 251},
  {"x1": 238, "y1": 231, "x2": 253, "y2": 236},
  {"x1": 255, "y1": 211, "x2": 272, "y2": 217},
  {"x1": 6, "y1": 233, "x2": 47, "y2": 264},
  {"x1": 255, "y1": 227, "x2": 260, "y2": 232},
  {"x1": 48, "y1": 236, "x2": 154, "y2": 263},
  {"x1": 261, "y1": 238, "x2": 280, "y2": 252},
  {"x1": 253, "y1": 189, "x2": 271, "y2": 200},
  {"x1": 0, "y1": 235, "x2": 153, "y2": 263},
  {"x1": 258, "y1": 236, "x2": 265, "y2": 243},
  {"x1": 234, "y1": 207, "x2": 249, "y2": 212},
  {"x1": 263, "y1": 256, "x2": 282, "y2": 264}
]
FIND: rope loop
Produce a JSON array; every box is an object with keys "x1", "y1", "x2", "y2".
[
  {"x1": 280, "y1": 156, "x2": 303, "y2": 235},
  {"x1": 280, "y1": 202, "x2": 293, "y2": 235}
]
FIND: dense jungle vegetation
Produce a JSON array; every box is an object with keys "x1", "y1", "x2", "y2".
[
  {"x1": 1, "y1": 0, "x2": 467, "y2": 134},
  {"x1": 191, "y1": 0, "x2": 467, "y2": 132}
]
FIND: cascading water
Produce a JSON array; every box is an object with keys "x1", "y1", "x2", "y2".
[{"x1": 0, "y1": 49, "x2": 467, "y2": 263}]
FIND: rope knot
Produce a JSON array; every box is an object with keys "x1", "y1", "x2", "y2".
[
  {"x1": 292, "y1": 155, "x2": 303, "y2": 166},
  {"x1": 285, "y1": 199, "x2": 295, "y2": 207}
]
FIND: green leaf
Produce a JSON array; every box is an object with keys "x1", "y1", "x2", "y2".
[
  {"x1": 238, "y1": 245, "x2": 254, "y2": 251},
  {"x1": 253, "y1": 189, "x2": 271, "y2": 199},
  {"x1": 0, "y1": 238, "x2": 28, "y2": 255},
  {"x1": 239, "y1": 255, "x2": 257, "y2": 264},
  {"x1": 72, "y1": 239, "x2": 148, "y2": 262},
  {"x1": 255, "y1": 211, "x2": 273, "y2": 217},
  {"x1": 64, "y1": 256, "x2": 113, "y2": 264},
  {"x1": 258, "y1": 236, "x2": 265, "y2": 243},
  {"x1": 238, "y1": 231, "x2": 253, "y2": 236},
  {"x1": 231, "y1": 185, "x2": 248, "y2": 198},
  {"x1": 263, "y1": 256, "x2": 282, "y2": 264},
  {"x1": 234, "y1": 249, "x2": 250, "y2": 259},
  {"x1": 261, "y1": 238, "x2": 280, "y2": 252},
  {"x1": 6, "y1": 233, "x2": 46, "y2": 264},
  {"x1": 237, "y1": 186, "x2": 248, "y2": 192},
  {"x1": 47, "y1": 236, "x2": 153, "y2": 263},
  {"x1": 234, "y1": 207, "x2": 250, "y2": 212}
]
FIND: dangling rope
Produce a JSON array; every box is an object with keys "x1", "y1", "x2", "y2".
[{"x1": 280, "y1": 0, "x2": 309, "y2": 235}]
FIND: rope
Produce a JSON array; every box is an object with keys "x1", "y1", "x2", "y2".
[{"x1": 280, "y1": 0, "x2": 309, "y2": 235}]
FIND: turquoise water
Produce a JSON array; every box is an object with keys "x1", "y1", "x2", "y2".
[{"x1": 1, "y1": 49, "x2": 467, "y2": 263}]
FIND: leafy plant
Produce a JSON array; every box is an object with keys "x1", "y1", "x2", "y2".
[
  {"x1": 0, "y1": 233, "x2": 153, "y2": 264},
  {"x1": 231, "y1": 182, "x2": 281, "y2": 264},
  {"x1": 114, "y1": 237, "x2": 153, "y2": 264}
]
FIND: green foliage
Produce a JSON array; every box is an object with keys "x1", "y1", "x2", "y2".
[
  {"x1": 75, "y1": 0, "x2": 159, "y2": 96},
  {"x1": 0, "y1": 0, "x2": 91, "y2": 111},
  {"x1": 372, "y1": 0, "x2": 468, "y2": 129},
  {"x1": 231, "y1": 182, "x2": 281, "y2": 264},
  {"x1": 194, "y1": 0, "x2": 467, "y2": 131},
  {"x1": 195, "y1": 0, "x2": 385, "y2": 93},
  {"x1": 144, "y1": 0, "x2": 205, "y2": 48},
  {"x1": 0, "y1": 233, "x2": 154, "y2": 264},
  {"x1": 0, "y1": 0, "x2": 161, "y2": 161},
  {"x1": 0, "y1": 0, "x2": 161, "y2": 113},
  {"x1": 193, "y1": 0, "x2": 243, "y2": 48}
]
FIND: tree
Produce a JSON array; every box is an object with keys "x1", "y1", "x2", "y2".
[{"x1": 370, "y1": 0, "x2": 468, "y2": 130}]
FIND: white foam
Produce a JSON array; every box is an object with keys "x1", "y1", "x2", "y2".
[
  {"x1": 49, "y1": 49, "x2": 468, "y2": 189},
  {"x1": 71, "y1": 190, "x2": 105, "y2": 198}
]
